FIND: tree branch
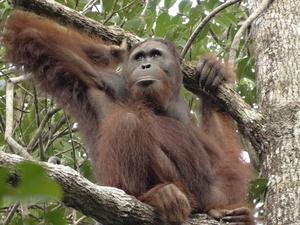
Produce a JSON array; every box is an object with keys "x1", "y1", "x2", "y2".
[
  {"x1": 228, "y1": 0, "x2": 274, "y2": 64},
  {"x1": 5, "y1": 80, "x2": 32, "y2": 159},
  {"x1": 181, "y1": 0, "x2": 242, "y2": 58},
  {"x1": 0, "y1": 151, "x2": 224, "y2": 225},
  {"x1": 11, "y1": 0, "x2": 142, "y2": 46},
  {"x1": 27, "y1": 107, "x2": 61, "y2": 152}
]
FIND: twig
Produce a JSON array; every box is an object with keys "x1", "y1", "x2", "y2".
[
  {"x1": 103, "y1": 0, "x2": 137, "y2": 25},
  {"x1": 181, "y1": 0, "x2": 242, "y2": 58},
  {"x1": 0, "y1": 114, "x2": 5, "y2": 133},
  {"x1": 80, "y1": 0, "x2": 97, "y2": 14},
  {"x1": 228, "y1": 0, "x2": 274, "y2": 64},
  {"x1": 15, "y1": 92, "x2": 28, "y2": 145},
  {"x1": 141, "y1": 0, "x2": 150, "y2": 17},
  {"x1": 5, "y1": 81, "x2": 32, "y2": 159},
  {"x1": 65, "y1": 112, "x2": 78, "y2": 171},
  {"x1": 3, "y1": 70, "x2": 34, "y2": 96},
  {"x1": 27, "y1": 107, "x2": 61, "y2": 152},
  {"x1": 44, "y1": 115, "x2": 68, "y2": 151},
  {"x1": 103, "y1": 0, "x2": 118, "y2": 25},
  {"x1": 5, "y1": 82, "x2": 14, "y2": 139},
  {"x1": 4, "y1": 203, "x2": 20, "y2": 225},
  {"x1": 32, "y1": 86, "x2": 45, "y2": 161},
  {"x1": 5, "y1": 137, "x2": 31, "y2": 159},
  {"x1": 74, "y1": 216, "x2": 87, "y2": 225},
  {"x1": 209, "y1": 28, "x2": 225, "y2": 50},
  {"x1": 9, "y1": 74, "x2": 30, "y2": 84}
]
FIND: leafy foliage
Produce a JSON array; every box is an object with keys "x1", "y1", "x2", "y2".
[
  {"x1": 0, "y1": 162, "x2": 62, "y2": 204},
  {"x1": 0, "y1": 0, "x2": 260, "y2": 224}
]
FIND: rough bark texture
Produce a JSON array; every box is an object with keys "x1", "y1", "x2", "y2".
[
  {"x1": 0, "y1": 151, "x2": 225, "y2": 225},
  {"x1": 249, "y1": 0, "x2": 300, "y2": 224},
  {"x1": 10, "y1": 0, "x2": 266, "y2": 153},
  {"x1": 11, "y1": 0, "x2": 141, "y2": 46}
]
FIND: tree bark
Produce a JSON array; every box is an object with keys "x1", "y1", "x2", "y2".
[
  {"x1": 249, "y1": 0, "x2": 300, "y2": 224},
  {"x1": 0, "y1": 151, "x2": 225, "y2": 225}
]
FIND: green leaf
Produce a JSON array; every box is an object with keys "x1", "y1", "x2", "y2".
[
  {"x1": 179, "y1": 0, "x2": 192, "y2": 14},
  {"x1": 195, "y1": 25, "x2": 209, "y2": 42},
  {"x1": 164, "y1": 0, "x2": 176, "y2": 9},
  {"x1": 80, "y1": 161, "x2": 95, "y2": 182},
  {"x1": 23, "y1": 105, "x2": 38, "y2": 144},
  {"x1": 122, "y1": 3, "x2": 143, "y2": 19},
  {"x1": 144, "y1": 10, "x2": 156, "y2": 33},
  {"x1": 189, "y1": 5, "x2": 203, "y2": 25},
  {"x1": 0, "y1": 167, "x2": 10, "y2": 205},
  {"x1": 237, "y1": 78, "x2": 257, "y2": 105},
  {"x1": 56, "y1": 0, "x2": 76, "y2": 9},
  {"x1": 108, "y1": 13, "x2": 122, "y2": 25},
  {"x1": 223, "y1": 12, "x2": 238, "y2": 25},
  {"x1": 123, "y1": 17, "x2": 145, "y2": 35},
  {"x1": 102, "y1": 0, "x2": 115, "y2": 12},
  {"x1": 85, "y1": 11, "x2": 102, "y2": 21},
  {"x1": 16, "y1": 162, "x2": 62, "y2": 201},
  {"x1": 237, "y1": 57, "x2": 256, "y2": 80},
  {"x1": 203, "y1": 0, "x2": 219, "y2": 10},
  {"x1": 215, "y1": 13, "x2": 235, "y2": 27},
  {"x1": 76, "y1": 0, "x2": 89, "y2": 10},
  {"x1": 209, "y1": 23, "x2": 222, "y2": 36},
  {"x1": 0, "y1": 2, "x2": 12, "y2": 20},
  {"x1": 155, "y1": 12, "x2": 171, "y2": 37},
  {"x1": 11, "y1": 216, "x2": 37, "y2": 225},
  {"x1": 45, "y1": 208, "x2": 67, "y2": 225},
  {"x1": 249, "y1": 178, "x2": 268, "y2": 202},
  {"x1": 147, "y1": 0, "x2": 161, "y2": 12},
  {"x1": 164, "y1": 15, "x2": 185, "y2": 41}
]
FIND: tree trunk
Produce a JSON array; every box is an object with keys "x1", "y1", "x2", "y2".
[{"x1": 249, "y1": 0, "x2": 300, "y2": 224}]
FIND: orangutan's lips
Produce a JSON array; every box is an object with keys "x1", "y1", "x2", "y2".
[{"x1": 135, "y1": 78, "x2": 159, "y2": 87}]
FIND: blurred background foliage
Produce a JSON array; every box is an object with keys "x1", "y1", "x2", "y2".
[{"x1": 0, "y1": 0, "x2": 264, "y2": 224}]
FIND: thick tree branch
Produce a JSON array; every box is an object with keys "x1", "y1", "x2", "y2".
[
  {"x1": 0, "y1": 151, "x2": 224, "y2": 225},
  {"x1": 11, "y1": 0, "x2": 142, "y2": 46}
]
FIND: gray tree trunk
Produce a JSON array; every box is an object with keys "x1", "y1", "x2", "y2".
[{"x1": 249, "y1": 0, "x2": 300, "y2": 224}]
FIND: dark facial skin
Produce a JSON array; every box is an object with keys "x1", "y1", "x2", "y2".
[{"x1": 122, "y1": 41, "x2": 182, "y2": 110}]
